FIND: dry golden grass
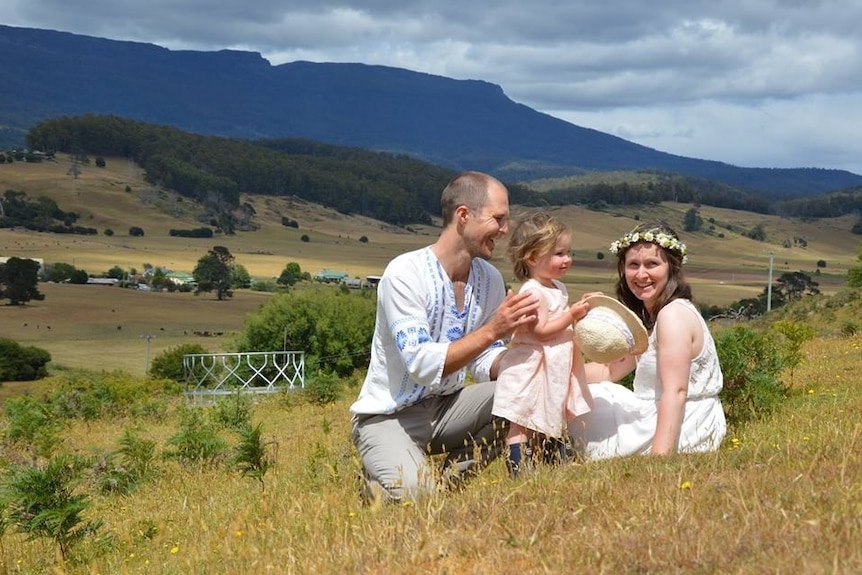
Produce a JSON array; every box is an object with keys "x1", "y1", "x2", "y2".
[
  {"x1": 1, "y1": 335, "x2": 860, "y2": 574},
  {"x1": 2, "y1": 157, "x2": 862, "y2": 573}
]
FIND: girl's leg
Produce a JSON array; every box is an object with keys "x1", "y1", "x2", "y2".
[{"x1": 505, "y1": 423, "x2": 532, "y2": 477}]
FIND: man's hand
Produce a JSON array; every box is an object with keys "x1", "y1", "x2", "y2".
[{"x1": 490, "y1": 289, "x2": 539, "y2": 340}]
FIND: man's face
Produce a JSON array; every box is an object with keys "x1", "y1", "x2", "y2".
[{"x1": 465, "y1": 184, "x2": 509, "y2": 260}]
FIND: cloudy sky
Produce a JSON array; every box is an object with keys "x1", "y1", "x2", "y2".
[{"x1": 4, "y1": 0, "x2": 862, "y2": 174}]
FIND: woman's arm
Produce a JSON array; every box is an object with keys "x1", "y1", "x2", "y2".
[{"x1": 651, "y1": 304, "x2": 697, "y2": 454}]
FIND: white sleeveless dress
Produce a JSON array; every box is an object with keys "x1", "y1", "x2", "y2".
[{"x1": 567, "y1": 299, "x2": 726, "y2": 459}]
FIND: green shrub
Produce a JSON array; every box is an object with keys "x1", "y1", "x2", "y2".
[
  {"x1": 97, "y1": 428, "x2": 158, "y2": 495},
  {"x1": 236, "y1": 288, "x2": 375, "y2": 376},
  {"x1": 0, "y1": 452, "x2": 103, "y2": 561},
  {"x1": 0, "y1": 338, "x2": 51, "y2": 381},
  {"x1": 149, "y1": 343, "x2": 209, "y2": 382},
  {"x1": 3, "y1": 395, "x2": 63, "y2": 456},
  {"x1": 46, "y1": 371, "x2": 179, "y2": 421},
  {"x1": 769, "y1": 320, "x2": 815, "y2": 384},
  {"x1": 230, "y1": 422, "x2": 276, "y2": 487},
  {"x1": 250, "y1": 280, "x2": 278, "y2": 292},
  {"x1": 211, "y1": 392, "x2": 254, "y2": 431},
  {"x1": 715, "y1": 326, "x2": 788, "y2": 428},
  {"x1": 303, "y1": 371, "x2": 344, "y2": 405},
  {"x1": 840, "y1": 321, "x2": 859, "y2": 337},
  {"x1": 163, "y1": 407, "x2": 227, "y2": 467}
]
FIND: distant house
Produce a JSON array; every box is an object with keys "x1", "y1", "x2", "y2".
[
  {"x1": 365, "y1": 275, "x2": 382, "y2": 289},
  {"x1": 315, "y1": 269, "x2": 349, "y2": 283},
  {"x1": 341, "y1": 276, "x2": 362, "y2": 289},
  {"x1": 87, "y1": 277, "x2": 119, "y2": 286},
  {"x1": 166, "y1": 272, "x2": 197, "y2": 287}
]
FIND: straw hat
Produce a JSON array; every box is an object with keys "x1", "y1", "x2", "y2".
[{"x1": 574, "y1": 295, "x2": 648, "y2": 363}]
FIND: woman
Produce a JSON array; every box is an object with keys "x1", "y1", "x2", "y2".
[{"x1": 568, "y1": 222, "x2": 726, "y2": 458}]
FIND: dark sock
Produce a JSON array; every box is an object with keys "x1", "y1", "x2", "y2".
[
  {"x1": 507, "y1": 442, "x2": 534, "y2": 477},
  {"x1": 506, "y1": 443, "x2": 522, "y2": 477}
]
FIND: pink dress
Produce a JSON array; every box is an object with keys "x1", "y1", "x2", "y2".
[{"x1": 493, "y1": 279, "x2": 592, "y2": 438}]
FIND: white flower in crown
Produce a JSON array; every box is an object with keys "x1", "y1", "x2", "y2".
[{"x1": 609, "y1": 228, "x2": 688, "y2": 264}]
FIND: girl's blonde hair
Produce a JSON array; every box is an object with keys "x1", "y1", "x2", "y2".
[{"x1": 507, "y1": 212, "x2": 569, "y2": 281}]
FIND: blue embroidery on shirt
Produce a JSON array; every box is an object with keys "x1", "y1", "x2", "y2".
[
  {"x1": 417, "y1": 327, "x2": 431, "y2": 343},
  {"x1": 395, "y1": 329, "x2": 408, "y2": 352},
  {"x1": 447, "y1": 326, "x2": 463, "y2": 341}
]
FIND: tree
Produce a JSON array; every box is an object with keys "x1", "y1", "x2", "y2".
[
  {"x1": 277, "y1": 262, "x2": 303, "y2": 287},
  {"x1": 774, "y1": 271, "x2": 820, "y2": 303},
  {"x1": 193, "y1": 246, "x2": 234, "y2": 300},
  {"x1": 129, "y1": 226, "x2": 145, "y2": 237},
  {"x1": 231, "y1": 264, "x2": 252, "y2": 289},
  {"x1": 69, "y1": 269, "x2": 89, "y2": 284},
  {"x1": 683, "y1": 207, "x2": 703, "y2": 232},
  {"x1": 747, "y1": 223, "x2": 767, "y2": 242},
  {"x1": 45, "y1": 262, "x2": 77, "y2": 283},
  {"x1": 0, "y1": 257, "x2": 45, "y2": 305},
  {"x1": 106, "y1": 265, "x2": 125, "y2": 280},
  {"x1": 149, "y1": 268, "x2": 171, "y2": 291},
  {"x1": 0, "y1": 338, "x2": 51, "y2": 380},
  {"x1": 150, "y1": 343, "x2": 208, "y2": 381}
]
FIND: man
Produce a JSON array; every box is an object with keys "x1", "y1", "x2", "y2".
[{"x1": 350, "y1": 171, "x2": 539, "y2": 502}]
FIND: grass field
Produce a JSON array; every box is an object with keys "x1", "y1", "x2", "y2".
[
  {"x1": 2, "y1": 154, "x2": 862, "y2": 573},
  {"x1": 0, "y1": 334, "x2": 859, "y2": 574}
]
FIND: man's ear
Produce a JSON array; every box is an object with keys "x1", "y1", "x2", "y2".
[{"x1": 455, "y1": 204, "x2": 470, "y2": 224}]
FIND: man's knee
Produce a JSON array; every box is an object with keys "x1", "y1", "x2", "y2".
[{"x1": 358, "y1": 464, "x2": 436, "y2": 504}]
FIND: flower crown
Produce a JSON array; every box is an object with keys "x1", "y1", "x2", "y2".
[{"x1": 609, "y1": 229, "x2": 688, "y2": 264}]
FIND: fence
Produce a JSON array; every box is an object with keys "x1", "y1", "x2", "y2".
[{"x1": 183, "y1": 350, "x2": 305, "y2": 402}]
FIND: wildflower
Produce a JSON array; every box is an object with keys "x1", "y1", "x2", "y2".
[
  {"x1": 348, "y1": 511, "x2": 356, "y2": 518},
  {"x1": 807, "y1": 389, "x2": 815, "y2": 395},
  {"x1": 731, "y1": 437, "x2": 740, "y2": 448},
  {"x1": 680, "y1": 480, "x2": 692, "y2": 490},
  {"x1": 170, "y1": 544, "x2": 179, "y2": 554}
]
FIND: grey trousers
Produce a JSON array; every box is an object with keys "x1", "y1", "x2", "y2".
[{"x1": 351, "y1": 381, "x2": 507, "y2": 502}]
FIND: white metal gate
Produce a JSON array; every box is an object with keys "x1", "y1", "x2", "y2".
[{"x1": 183, "y1": 350, "x2": 305, "y2": 401}]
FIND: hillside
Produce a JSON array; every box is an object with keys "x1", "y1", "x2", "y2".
[
  {"x1": 2, "y1": 154, "x2": 858, "y2": 303},
  {"x1": 2, "y1": 24, "x2": 862, "y2": 194}
]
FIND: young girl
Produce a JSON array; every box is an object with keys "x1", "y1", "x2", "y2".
[{"x1": 493, "y1": 213, "x2": 592, "y2": 476}]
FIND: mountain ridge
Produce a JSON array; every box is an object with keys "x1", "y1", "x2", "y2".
[{"x1": 2, "y1": 23, "x2": 861, "y2": 195}]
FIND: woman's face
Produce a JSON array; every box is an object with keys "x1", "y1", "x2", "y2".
[{"x1": 623, "y1": 242, "x2": 669, "y2": 311}]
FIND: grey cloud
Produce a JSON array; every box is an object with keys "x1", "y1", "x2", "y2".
[{"x1": 3, "y1": 0, "x2": 862, "y2": 172}]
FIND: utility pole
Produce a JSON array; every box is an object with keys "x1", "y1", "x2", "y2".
[
  {"x1": 766, "y1": 252, "x2": 774, "y2": 312},
  {"x1": 141, "y1": 334, "x2": 155, "y2": 375}
]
